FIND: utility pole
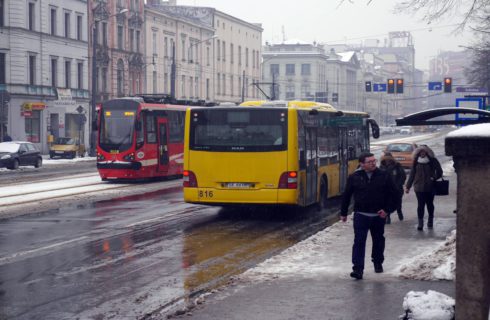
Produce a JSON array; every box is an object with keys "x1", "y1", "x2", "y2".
[
  {"x1": 89, "y1": 23, "x2": 98, "y2": 156},
  {"x1": 170, "y1": 42, "x2": 176, "y2": 100}
]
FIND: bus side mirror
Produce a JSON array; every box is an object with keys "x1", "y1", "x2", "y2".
[{"x1": 368, "y1": 118, "x2": 380, "y2": 139}]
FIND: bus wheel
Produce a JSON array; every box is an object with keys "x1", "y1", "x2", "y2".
[{"x1": 317, "y1": 178, "x2": 328, "y2": 211}]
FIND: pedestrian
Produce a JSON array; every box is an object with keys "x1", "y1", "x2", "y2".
[
  {"x1": 380, "y1": 152, "x2": 407, "y2": 224},
  {"x1": 405, "y1": 145, "x2": 443, "y2": 231},
  {"x1": 3, "y1": 133, "x2": 12, "y2": 142},
  {"x1": 340, "y1": 152, "x2": 398, "y2": 280}
]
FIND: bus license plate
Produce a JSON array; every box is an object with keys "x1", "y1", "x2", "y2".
[{"x1": 224, "y1": 182, "x2": 253, "y2": 189}]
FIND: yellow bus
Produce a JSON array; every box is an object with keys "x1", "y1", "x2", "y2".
[{"x1": 183, "y1": 100, "x2": 379, "y2": 208}]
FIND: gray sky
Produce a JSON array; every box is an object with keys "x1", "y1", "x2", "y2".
[{"x1": 177, "y1": 0, "x2": 473, "y2": 70}]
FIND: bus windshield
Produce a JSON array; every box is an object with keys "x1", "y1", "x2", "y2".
[
  {"x1": 190, "y1": 109, "x2": 287, "y2": 152},
  {"x1": 99, "y1": 105, "x2": 138, "y2": 152}
]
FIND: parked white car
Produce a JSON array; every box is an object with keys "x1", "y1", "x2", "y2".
[{"x1": 400, "y1": 126, "x2": 413, "y2": 135}]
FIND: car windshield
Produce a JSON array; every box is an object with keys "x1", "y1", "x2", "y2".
[
  {"x1": 0, "y1": 143, "x2": 20, "y2": 153},
  {"x1": 54, "y1": 137, "x2": 76, "y2": 145},
  {"x1": 387, "y1": 144, "x2": 414, "y2": 152}
]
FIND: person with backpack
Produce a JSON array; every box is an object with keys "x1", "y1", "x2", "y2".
[
  {"x1": 380, "y1": 152, "x2": 407, "y2": 224},
  {"x1": 405, "y1": 145, "x2": 443, "y2": 230}
]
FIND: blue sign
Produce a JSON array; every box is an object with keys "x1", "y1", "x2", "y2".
[
  {"x1": 373, "y1": 83, "x2": 386, "y2": 92},
  {"x1": 455, "y1": 97, "x2": 484, "y2": 123},
  {"x1": 428, "y1": 82, "x2": 442, "y2": 91},
  {"x1": 456, "y1": 87, "x2": 488, "y2": 93}
]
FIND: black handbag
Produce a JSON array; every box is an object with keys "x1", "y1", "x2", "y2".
[{"x1": 434, "y1": 177, "x2": 449, "y2": 196}]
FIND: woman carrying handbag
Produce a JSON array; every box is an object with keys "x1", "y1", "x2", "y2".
[{"x1": 404, "y1": 145, "x2": 443, "y2": 230}]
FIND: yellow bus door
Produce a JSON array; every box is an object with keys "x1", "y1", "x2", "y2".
[
  {"x1": 305, "y1": 127, "x2": 318, "y2": 205},
  {"x1": 339, "y1": 127, "x2": 349, "y2": 193}
]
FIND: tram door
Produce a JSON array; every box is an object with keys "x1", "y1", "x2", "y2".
[
  {"x1": 157, "y1": 119, "x2": 169, "y2": 172},
  {"x1": 339, "y1": 127, "x2": 349, "y2": 193}
]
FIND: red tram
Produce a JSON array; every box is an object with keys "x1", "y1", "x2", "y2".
[{"x1": 96, "y1": 96, "x2": 210, "y2": 181}]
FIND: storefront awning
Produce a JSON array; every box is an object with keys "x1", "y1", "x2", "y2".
[{"x1": 23, "y1": 102, "x2": 46, "y2": 111}]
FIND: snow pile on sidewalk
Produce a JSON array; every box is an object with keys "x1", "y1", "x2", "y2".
[
  {"x1": 400, "y1": 290, "x2": 455, "y2": 320},
  {"x1": 398, "y1": 230, "x2": 456, "y2": 281}
]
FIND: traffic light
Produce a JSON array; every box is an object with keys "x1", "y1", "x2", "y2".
[
  {"x1": 387, "y1": 79, "x2": 395, "y2": 94},
  {"x1": 396, "y1": 79, "x2": 404, "y2": 94},
  {"x1": 365, "y1": 81, "x2": 372, "y2": 92},
  {"x1": 444, "y1": 77, "x2": 452, "y2": 93}
]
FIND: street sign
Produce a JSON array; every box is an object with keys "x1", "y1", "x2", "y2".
[
  {"x1": 456, "y1": 97, "x2": 484, "y2": 122},
  {"x1": 373, "y1": 83, "x2": 386, "y2": 92},
  {"x1": 456, "y1": 87, "x2": 488, "y2": 93},
  {"x1": 428, "y1": 82, "x2": 442, "y2": 91}
]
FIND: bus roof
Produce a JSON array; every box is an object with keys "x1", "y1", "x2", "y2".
[{"x1": 240, "y1": 100, "x2": 370, "y2": 117}]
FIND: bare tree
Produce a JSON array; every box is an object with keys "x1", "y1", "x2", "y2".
[
  {"x1": 394, "y1": 0, "x2": 490, "y2": 30},
  {"x1": 464, "y1": 40, "x2": 490, "y2": 93}
]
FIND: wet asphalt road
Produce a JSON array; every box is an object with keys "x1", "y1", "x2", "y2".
[{"x1": 0, "y1": 186, "x2": 338, "y2": 319}]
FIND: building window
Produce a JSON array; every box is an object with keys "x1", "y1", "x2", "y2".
[
  {"x1": 153, "y1": 71, "x2": 157, "y2": 93},
  {"x1": 270, "y1": 64, "x2": 279, "y2": 76},
  {"x1": 286, "y1": 85, "x2": 295, "y2": 100},
  {"x1": 0, "y1": 53, "x2": 5, "y2": 84},
  {"x1": 29, "y1": 55, "x2": 36, "y2": 85},
  {"x1": 163, "y1": 72, "x2": 168, "y2": 93},
  {"x1": 28, "y1": 2, "x2": 35, "y2": 31},
  {"x1": 286, "y1": 64, "x2": 295, "y2": 75},
  {"x1": 101, "y1": 67, "x2": 107, "y2": 93},
  {"x1": 222, "y1": 74, "x2": 226, "y2": 96},
  {"x1": 252, "y1": 50, "x2": 255, "y2": 68},
  {"x1": 102, "y1": 22, "x2": 108, "y2": 46},
  {"x1": 50, "y1": 58, "x2": 57, "y2": 87},
  {"x1": 245, "y1": 48, "x2": 249, "y2": 67},
  {"x1": 256, "y1": 51, "x2": 259, "y2": 69},
  {"x1": 64, "y1": 60, "x2": 71, "y2": 88},
  {"x1": 238, "y1": 76, "x2": 242, "y2": 97},
  {"x1": 189, "y1": 76, "x2": 193, "y2": 97},
  {"x1": 230, "y1": 43, "x2": 234, "y2": 64},
  {"x1": 50, "y1": 8, "x2": 57, "y2": 35},
  {"x1": 136, "y1": 30, "x2": 140, "y2": 52},
  {"x1": 181, "y1": 39, "x2": 186, "y2": 60},
  {"x1": 152, "y1": 32, "x2": 157, "y2": 55},
  {"x1": 77, "y1": 61, "x2": 83, "y2": 89},
  {"x1": 64, "y1": 12, "x2": 70, "y2": 38},
  {"x1": 206, "y1": 46, "x2": 210, "y2": 66},
  {"x1": 117, "y1": 26, "x2": 123, "y2": 50},
  {"x1": 25, "y1": 110, "x2": 41, "y2": 143},
  {"x1": 206, "y1": 78, "x2": 210, "y2": 99},
  {"x1": 230, "y1": 76, "x2": 234, "y2": 97},
  {"x1": 217, "y1": 73, "x2": 220, "y2": 95},
  {"x1": 164, "y1": 37, "x2": 168, "y2": 57},
  {"x1": 217, "y1": 40, "x2": 220, "y2": 60},
  {"x1": 76, "y1": 15, "x2": 82, "y2": 40},
  {"x1": 222, "y1": 41, "x2": 226, "y2": 62},
  {"x1": 117, "y1": 59, "x2": 124, "y2": 96},
  {"x1": 301, "y1": 64, "x2": 311, "y2": 76},
  {"x1": 0, "y1": 0, "x2": 4, "y2": 27},
  {"x1": 238, "y1": 46, "x2": 242, "y2": 65}
]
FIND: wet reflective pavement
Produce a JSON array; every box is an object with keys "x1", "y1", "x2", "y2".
[{"x1": 0, "y1": 187, "x2": 339, "y2": 319}]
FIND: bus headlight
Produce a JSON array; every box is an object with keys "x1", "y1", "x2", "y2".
[{"x1": 123, "y1": 153, "x2": 135, "y2": 161}]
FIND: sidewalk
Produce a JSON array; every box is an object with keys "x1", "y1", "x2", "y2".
[{"x1": 177, "y1": 170, "x2": 457, "y2": 320}]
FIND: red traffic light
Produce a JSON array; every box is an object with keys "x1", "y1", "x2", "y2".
[{"x1": 444, "y1": 77, "x2": 452, "y2": 93}]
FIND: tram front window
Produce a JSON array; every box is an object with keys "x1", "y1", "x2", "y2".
[{"x1": 99, "y1": 108, "x2": 136, "y2": 152}]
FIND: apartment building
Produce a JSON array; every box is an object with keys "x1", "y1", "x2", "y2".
[{"x1": 0, "y1": 0, "x2": 90, "y2": 152}]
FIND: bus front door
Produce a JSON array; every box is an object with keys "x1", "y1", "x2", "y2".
[
  {"x1": 305, "y1": 127, "x2": 318, "y2": 205},
  {"x1": 339, "y1": 127, "x2": 349, "y2": 193},
  {"x1": 157, "y1": 120, "x2": 169, "y2": 172}
]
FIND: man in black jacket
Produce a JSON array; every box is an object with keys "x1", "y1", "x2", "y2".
[{"x1": 340, "y1": 152, "x2": 397, "y2": 280}]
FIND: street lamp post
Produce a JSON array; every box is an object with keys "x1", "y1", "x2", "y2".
[{"x1": 89, "y1": 8, "x2": 128, "y2": 157}]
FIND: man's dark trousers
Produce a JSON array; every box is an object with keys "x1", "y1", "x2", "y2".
[{"x1": 352, "y1": 213, "x2": 386, "y2": 271}]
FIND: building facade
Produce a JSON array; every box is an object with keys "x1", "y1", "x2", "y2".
[
  {"x1": 0, "y1": 0, "x2": 90, "y2": 152},
  {"x1": 146, "y1": 2, "x2": 263, "y2": 103},
  {"x1": 262, "y1": 41, "x2": 328, "y2": 102}
]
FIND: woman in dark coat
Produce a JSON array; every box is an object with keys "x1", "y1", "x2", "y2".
[
  {"x1": 380, "y1": 152, "x2": 406, "y2": 224},
  {"x1": 405, "y1": 145, "x2": 443, "y2": 230}
]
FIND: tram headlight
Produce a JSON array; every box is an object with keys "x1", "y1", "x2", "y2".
[
  {"x1": 123, "y1": 153, "x2": 135, "y2": 161},
  {"x1": 97, "y1": 153, "x2": 105, "y2": 161}
]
